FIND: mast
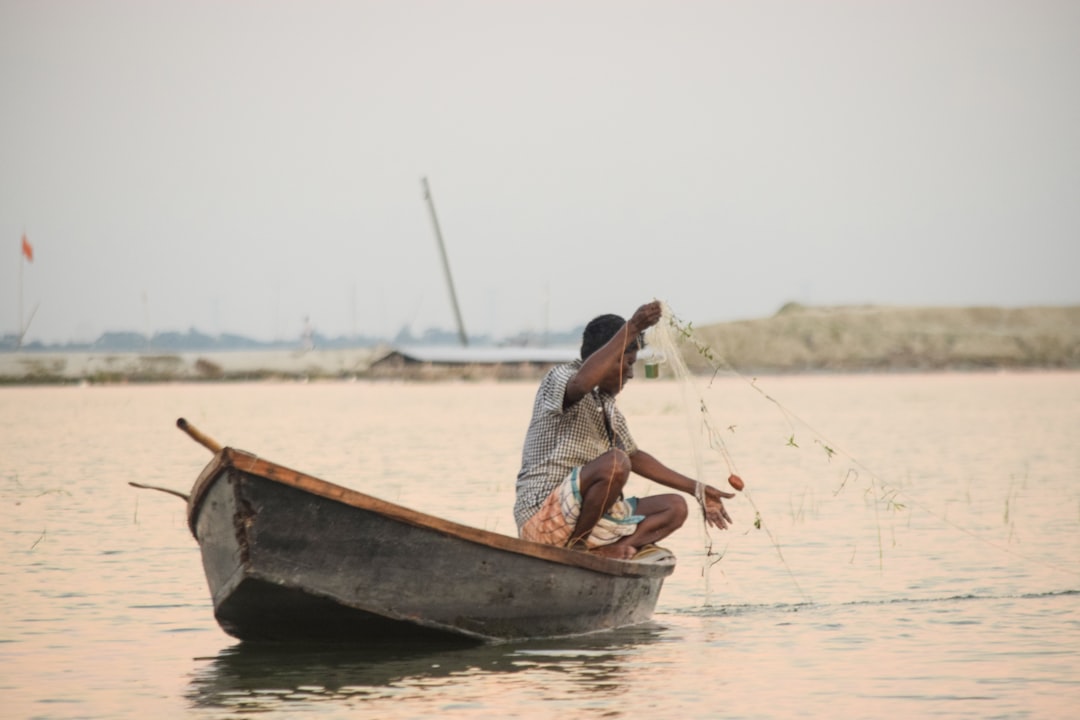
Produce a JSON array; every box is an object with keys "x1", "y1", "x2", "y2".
[{"x1": 421, "y1": 177, "x2": 468, "y2": 347}]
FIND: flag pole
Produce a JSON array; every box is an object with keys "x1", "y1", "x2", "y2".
[
  {"x1": 18, "y1": 239, "x2": 24, "y2": 351},
  {"x1": 17, "y1": 233, "x2": 34, "y2": 350}
]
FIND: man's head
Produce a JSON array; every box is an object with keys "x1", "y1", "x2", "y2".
[
  {"x1": 581, "y1": 314, "x2": 628, "y2": 360},
  {"x1": 581, "y1": 314, "x2": 644, "y2": 393}
]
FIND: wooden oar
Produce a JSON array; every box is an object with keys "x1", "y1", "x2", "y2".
[
  {"x1": 176, "y1": 417, "x2": 223, "y2": 454},
  {"x1": 128, "y1": 418, "x2": 222, "y2": 501},
  {"x1": 128, "y1": 481, "x2": 189, "y2": 501}
]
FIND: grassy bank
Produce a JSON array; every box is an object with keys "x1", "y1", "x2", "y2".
[{"x1": 681, "y1": 304, "x2": 1080, "y2": 373}]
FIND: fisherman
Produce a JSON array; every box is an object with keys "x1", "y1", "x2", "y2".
[{"x1": 514, "y1": 300, "x2": 735, "y2": 559}]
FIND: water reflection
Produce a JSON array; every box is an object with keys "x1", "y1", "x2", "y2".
[{"x1": 187, "y1": 623, "x2": 666, "y2": 713}]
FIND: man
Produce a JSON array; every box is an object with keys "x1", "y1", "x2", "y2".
[{"x1": 514, "y1": 300, "x2": 734, "y2": 560}]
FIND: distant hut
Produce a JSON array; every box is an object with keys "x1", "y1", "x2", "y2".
[{"x1": 367, "y1": 346, "x2": 578, "y2": 381}]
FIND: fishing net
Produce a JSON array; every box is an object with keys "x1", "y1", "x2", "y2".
[
  {"x1": 643, "y1": 302, "x2": 746, "y2": 601},
  {"x1": 643, "y1": 300, "x2": 1079, "y2": 607}
]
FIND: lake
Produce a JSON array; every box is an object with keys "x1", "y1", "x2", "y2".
[{"x1": 2, "y1": 372, "x2": 1078, "y2": 718}]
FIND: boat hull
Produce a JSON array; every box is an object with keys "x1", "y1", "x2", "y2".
[{"x1": 188, "y1": 450, "x2": 674, "y2": 643}]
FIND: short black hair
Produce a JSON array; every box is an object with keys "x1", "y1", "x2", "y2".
[{"x1": 580, "y1": 314, "x2": 644, "y2": 359}]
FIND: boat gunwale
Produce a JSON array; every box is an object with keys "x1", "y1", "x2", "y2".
[{"x1": 186, "y1": 447, "x2": 674, "y2": 579}]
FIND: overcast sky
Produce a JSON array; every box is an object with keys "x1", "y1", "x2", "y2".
[{"x1": 2, "y1": 0, "x2": 1078, "y2": 344}]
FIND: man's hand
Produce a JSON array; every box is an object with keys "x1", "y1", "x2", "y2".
[
  {"x1": 628, "y1": 301, "x2": 663, "y2": 335},
  {"x1": 702, "y1": 487, "x2": 734, "y2": 530}
]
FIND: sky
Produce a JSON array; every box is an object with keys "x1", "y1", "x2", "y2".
[{"x1": 1, "y1": 1, "x2": 1078, "y2": 345}]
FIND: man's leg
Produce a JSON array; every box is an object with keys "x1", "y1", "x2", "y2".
[
  {"x1": 619, "y1": 494, "x2": 689, "y2": 547},
  {"x1": 566, "y1": 450, "x2": 631, "y2": 550},
  {"x1": 591, "y1": 494, "x2": 688, "y2": 559}
]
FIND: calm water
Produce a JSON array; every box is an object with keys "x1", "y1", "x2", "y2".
[{"x1": 2, "y1": 372, "x2": 1078, "y2": 719}]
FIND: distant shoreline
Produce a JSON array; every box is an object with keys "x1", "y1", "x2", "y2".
[{"x1": 2, "y1": 304, "x2": 1077, "y2": 384}]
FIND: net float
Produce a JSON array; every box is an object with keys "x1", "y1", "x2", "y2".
[{"x1": 728, "y1": 474, "x2": 745, "y2": 491}]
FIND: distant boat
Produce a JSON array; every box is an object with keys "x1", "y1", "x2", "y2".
[{"x1": 164, "y1": 420, "x2": 676, "y2": 643}]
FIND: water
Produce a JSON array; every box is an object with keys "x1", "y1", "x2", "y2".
[{"x1": 2, "y1": 373, "x2": 1078, "y2": 719}]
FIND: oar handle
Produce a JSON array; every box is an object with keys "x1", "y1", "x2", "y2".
[
  {"x1": 129, "y1": 481, "x2": 189, "y2": 501},
  {"x1": 176, "y1": 417, "x2": 223, "y2": 454}
]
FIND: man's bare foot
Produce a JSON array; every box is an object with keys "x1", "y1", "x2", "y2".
[
  {"x1": 589, "y1": 543, "x2": 637, "y2": 560},
  {"x1": 565, "y1": 537, "x2": 590, "y2": 552}
]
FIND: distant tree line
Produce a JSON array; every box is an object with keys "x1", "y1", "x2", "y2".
[{"x1": 1, "y1": 325, "x2": 585, "y2": 353}]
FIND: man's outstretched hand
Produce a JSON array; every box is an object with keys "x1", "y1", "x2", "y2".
[{"x1": 703, "y1": 491, "x2": 734, "y2": 530}]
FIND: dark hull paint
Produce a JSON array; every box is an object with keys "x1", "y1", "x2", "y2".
[{"x1": 187, "y1": 448, "x2": 675, "y2": 643}]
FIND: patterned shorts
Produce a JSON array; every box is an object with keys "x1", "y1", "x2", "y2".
[{"x1": 520, "y1": 468, "x2": 644, "y2": 548}]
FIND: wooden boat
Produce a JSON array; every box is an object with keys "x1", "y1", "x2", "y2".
[{"x1": 163, "y1": 419, "x2": 676, "y2": 644}]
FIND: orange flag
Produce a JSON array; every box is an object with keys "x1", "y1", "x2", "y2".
[{"x1": 21, "y1": 234, "x2": 33, "y2": 262}]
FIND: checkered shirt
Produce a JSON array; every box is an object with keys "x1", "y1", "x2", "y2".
[{"x1": 514, "y1": 360, "x2": 637, "y2": 529}]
